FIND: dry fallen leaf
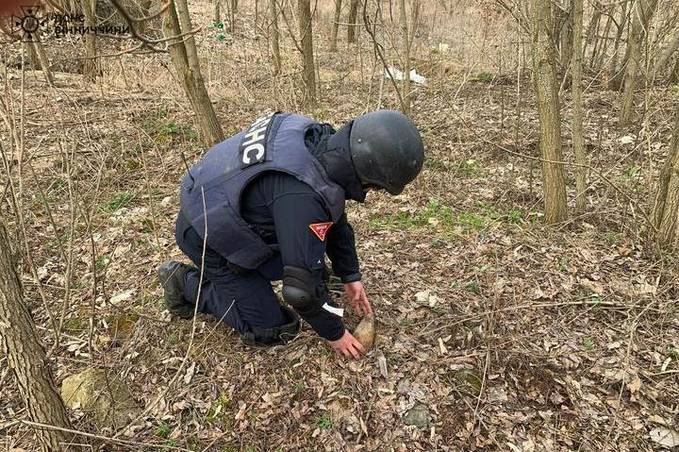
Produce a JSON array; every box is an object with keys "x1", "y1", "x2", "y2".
[
  {"x1": 580, "y1": 278, "x2": 604, "y2": 295},
  {"x1": 183, "y1": 362, "x2": 196, "y2": 384},
  {"x1": 110, "y1": 289, "x2": 136, "y2": 305},
  {"x1": 377, "y1": 351, "x2": 388, "y2": 378},
  {"x1": 627, "y1": 375, "x2": 641, "y2": 394},
  {"x1": 649, "y1": 428, "x2": 679, "y2": 447}
]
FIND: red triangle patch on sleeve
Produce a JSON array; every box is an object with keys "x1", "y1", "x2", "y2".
[{"x1": 309, "y1": 222, "x2": 333, "y2": 241}]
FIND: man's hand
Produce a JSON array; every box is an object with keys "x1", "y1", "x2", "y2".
[
  {"x1": 328, "y1": 330, "x2": 366, "y2": 359},
  {"x1": 343, "y1": 281, "x2": 373, "y2": 316}
]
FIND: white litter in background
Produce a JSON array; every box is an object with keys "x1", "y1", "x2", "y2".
[{"x1": 385, "y1": 66, "x2": 427, "y2": 85}]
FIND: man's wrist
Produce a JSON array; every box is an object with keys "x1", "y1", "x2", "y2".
[
  {"x1": 340, "y1": 272, "x2": 362, "y2": 283},
  {"x1": 325, "y1": 327, "x2": 345, "y2": 342}
]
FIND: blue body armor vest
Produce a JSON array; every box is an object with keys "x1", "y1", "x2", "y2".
[{"x1": 179, "y1": 113, "x2": 346, "y2": 269}]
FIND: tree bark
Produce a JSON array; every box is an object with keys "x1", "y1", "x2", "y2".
[
  {"x1": 583, "y1": 0, "x2": 601, "y2": 64},
  {"x1": 572, "y1": 0, "x2": 587, "y2": 211},
  {"x1": 0, "y1": 218, "x2": 74, "y2": 451},
  {"x1": 606, "y1": 0, "x2": 628, "y2": 90},
  {"x1": 399, "y1": 0, "x2": 411, "y2": 115},
  {"x1": 213, "y1": 0, "x2": 221, "y2": 24},
  {"x1": 620, "y1": 0, "x2": 658, "y2": 126},
  {"x1": 592, "y1": 3, "x2": 614, "y2": 71},
  {"x1": 652, "y1": 109, "x2": 679, "y2": 249},
  {"x1": 559, "y1": 0, "x2": 574, "y2": 72},
  {"x1": 80, "y1": 0, "x2": 99, "y2": 81},
  {"x1": 656, "y1": 32, "x2": 679, "y2": 79},
  {"x1": 347, "y1": 0, "x2": 359, "y2": 43},
  {"x1": 229, "y1": 0, "x2": 238, "y2": 33},
  {"x1": 163, "y1": 0, "x2": 224, "y2": 146},
  {"x1": 532, "y1": 0, "x2": 568, "y2": 223},
  {"x1": 30, "y1": 38, "x2": 54, "y2": 86},
  {"x1": 671, "y1": 56, "x2": 679, "y2": 84},
  {"x1": 297, "y1": 0, "x2": 316, "y2": 106},
  {"x1": 330, "y1": 0, "x2": 342, "y2": 52},
  {"x1": 270, "y1": 0, "x2": 281, "y2": 74}
]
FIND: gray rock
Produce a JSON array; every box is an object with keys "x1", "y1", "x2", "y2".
[
  {"x1": 61, "y1": 368, "x2": 140, "y2": 430},
  {"x1": 403, "y1": 403, "x2": 431, "y2": 428}
]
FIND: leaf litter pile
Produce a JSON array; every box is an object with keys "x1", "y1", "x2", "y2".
[{"x1": 1, "y1": 11, "x2": 679, "y2": 452}]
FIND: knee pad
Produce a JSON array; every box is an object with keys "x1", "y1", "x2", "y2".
[{"x1": 282, "y1": 265, "x2": 321, "y2": 315}]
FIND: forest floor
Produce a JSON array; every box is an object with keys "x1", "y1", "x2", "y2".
[{"x1": 2, "y1": 3, "x2": 679, "y2": 451}]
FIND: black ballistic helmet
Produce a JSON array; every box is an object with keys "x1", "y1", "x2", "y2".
[{"x1": 349, "y1": 110, "x2": 424, "y2": 195}]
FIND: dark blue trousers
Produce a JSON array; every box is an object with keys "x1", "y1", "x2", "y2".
[{"x1": 174, "y1": 213, "x2": 287, "y2": 333}]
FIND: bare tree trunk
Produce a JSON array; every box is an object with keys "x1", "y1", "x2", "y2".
[
  {"x1": 347, "y1": 0, "x2": 359, "y2": 43},
  {"x1": 229, "y1": 0, "x2": 238, "y2": 32},
  {"x1": 25, "y1": 41, "x2": 39, "y2": 68},
  {"x1": 214, "y1": 0, "x2": 221, "y2": 24},
  {"x1": 163, "y1": 0, "x2": 224, "y2": 146},
  {"x1": 607, "y1": 0, "x2": 628, "y2": 90},
  {"x1": 399, "y1": 0, "x2": 411, "y2": 115},
  {"x1": 583, "y1": 0, "x2": 601, "y2": 63},
  {"x1": 330, "y1": 0, "x2": 342, "y2": 52},
  {"x1": 80, "y1": 0, "x2": 98, "y2": 81},
  {"x1": 671, "y1": 56, "x2": 679, "y2": 84},
  {"x1": 592, "y1": 3, "x2": 614, "y2": 71},
  {"x1": 656, "y1": 32, "x2": 679, "y2": 78},
  {"x1": 270, "y1": 0, "x2": 281, "y2": 74},
  {"x1": 298, "y1": 0, "x2": 316, "y2": 106},
  {"x1": 652, "y1": 109, "x2": 679, "y2": 249},
  {"x1": 532, "y1": 0, "x2": 568, "y2": 223},
  {"x1": 572, "y1": 0, "x2": 587, "y2": 211},
  {"x1": 0, "y1": 219, "x2": 75, "y2": 451},
  {"x1": 136, "y1": 0, "x2": 154, "y2": 34},
  {"x1": 30, "y1": 39, "x2": 54, "y2": 86},
  {"x1": 559, "y1": 0, "x2": 574, "y2": 71},
  {"x1": 620, "y1": 0, "x2": 658, "y2": 126}
]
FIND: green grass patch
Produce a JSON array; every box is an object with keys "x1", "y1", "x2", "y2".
[
  {"x1": 155, "y1": 423, "x2": 171, "y2": 438},
  {"x1": 370, "y1": 199, "x2": 524, "y2": 236},
  {"x1": 167, "y1": 331, "x2": 180, "y2": 345},
  {"x1": 603, "y1": 231, "x2": 621, "y2": 246},
  {"x1": 142, "y1": 111, "x2": 200, "y2": 145},
  {"x1": 453, "y1": 159, "x2": 483, "y2": 177},
  {"x1": 557, "y1": 257, "x2": 570, "y2": 273},
  {"x1": 317, "y1": 413, "x2": 333, "y2": 429},
  {"x1": 425, "y1": 157, "x2": 483, "y2": 177},
  {"x1": 207, "y1": 393, "x2": 232, "y2": 427},
  {"x1": 63, "y1": 317, "x2": 87, "y2": 333},
  {"x1": 581, "y1": 337, "x2": 596, "y2": 350},
  {"x1": 616, "y1": 164, "x2": 641, "y2": 186},
  {"x1": 465, "y1": 280, "x2": 481, "y2": 294},
  {"x1": 474, "y1": 72, "x2": 494, "y2": 83},
  {"x1": 424, "y1": 156, "x2": 449, "y2": 172},
  {"x1": 103, "y1": 192, "x2": 135, "y2": 213},
  {"x1": 95, "y1": 256, "x2": 108, "y2": 271},
  {"x1": 457, "y1": 212, "x2": 486, "y2": 231}
]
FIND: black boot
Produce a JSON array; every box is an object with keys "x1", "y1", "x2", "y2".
[
  {"x1": 241, "y1": 306, "x2": 301, "y2": 347},
  {"x1": 157, "y1": 261, "x2": 195, "y2": 319}
]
